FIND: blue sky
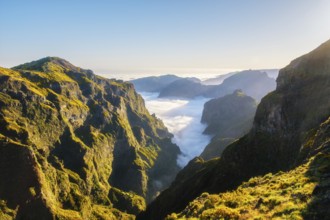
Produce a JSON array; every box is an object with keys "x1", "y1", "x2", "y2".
[{"x1": 1, "y1": 0, "x2": 330, "y2": 75}]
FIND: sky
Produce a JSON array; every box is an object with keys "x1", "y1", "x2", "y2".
[{"x1": 1, "y1": 0, "x2": 330, "y2": 76}]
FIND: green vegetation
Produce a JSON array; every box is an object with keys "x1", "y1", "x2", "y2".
[
  {"x1": 166, "y1": 161, "x2": 316, "y2": 220},
  {"x1": 0, "y1": 57, "x2": 180, "y2": 219},
  {"x1": 109, "y1": 188, "x2": 146, "y2": 215},
  {"x1": 0, "y1": 200, "x2": 17, "y2": 220}
]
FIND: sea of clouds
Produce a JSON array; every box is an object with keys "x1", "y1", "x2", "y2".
[{"x1": 140, "y1": 92, "x2": 212, "y2": 167}]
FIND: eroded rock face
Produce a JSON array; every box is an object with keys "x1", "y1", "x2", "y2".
[
  {"x1": 139, "y1": 40, "x2": 330, "y2": 220},
  {"x1": 0, "y1": 57, "x2": 180, "y2": 219}
]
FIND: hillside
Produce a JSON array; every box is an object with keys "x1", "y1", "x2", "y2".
[
  {"x1": 0, "y1": 57, "x2": 181, "y2": 219},
  {"x1": 168, "y1": 114, "x2": 330, "y2": 219},
  {"x1": 200, "y1": 90, "x2": 257, "y2": 160},
  {"x1": 138, "y1": 39, "x2": 330, "y2": 220}
]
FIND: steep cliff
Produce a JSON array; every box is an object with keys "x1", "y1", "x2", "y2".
[
  {"x1": 139, "y1": 39, "x2": 330, "y2": 220},
  {"x1": 0, "y1": 57, "x2": 180, "y2": 219}
]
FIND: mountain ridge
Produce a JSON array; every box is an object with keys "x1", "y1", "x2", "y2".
[
  {"x1": 0, "y1": 57, "x2": 181, "y2": 219},
  {"x1": 132, "y1": 70, "x2": 276, "y2": 101}
]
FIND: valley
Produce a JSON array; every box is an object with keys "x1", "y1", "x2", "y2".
[
  {"x1": 2, "y1": 1, "x2": 330, "y2": 219},
  {"x1": 0, "y1": 19, "x2": 329, "y2": 220}
]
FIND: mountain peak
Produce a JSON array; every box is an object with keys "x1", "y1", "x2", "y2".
[
  {"x1": 277, "y1": 38, "x2": 330, "y2": 89},
  {"x1": 13, "y1": 56, "x2": 81, "y2": 73}
]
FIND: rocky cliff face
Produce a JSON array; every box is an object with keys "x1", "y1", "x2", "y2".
[
  {"x1": 139, "y1": 40, "x2": 330, "y2": 220},
  {"x1": 0, "y1": 57, "x2": 180, "y2": 219},
  {"x1": 200, "y1": 90, "x2": 257, "y2": 160}
]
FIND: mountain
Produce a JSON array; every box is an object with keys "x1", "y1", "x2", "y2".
[
  {"x1": 201, "y1": 69, "x2": 279, "y2": 86},
  {"x1": 0, "y1": 57, "x2": 180, "y2": 219},
  {"x1": 201, "y1": 71, "x2": 237, "y2": 85},
  {"x1": 158, "y1": 77, "x2": 208, "y2": 99},
  {"x1": 260, "y1": 68, "x2": 279, "y2": 79},
  {"x1": 204, "y1": 70, "x2": 276, "y2": 101},
  {"x1": 138, "y1": 40, "x2": 330, "y2": 220},
  {"x1": 200, "y1": 90, "x2": 257, "y2": 160},
  {"x1": 157, "y1": 70, "x2": 276, "y2": 101},
  {"x1": 130, "y1": 75, "x2": 181, "y2": 93}
]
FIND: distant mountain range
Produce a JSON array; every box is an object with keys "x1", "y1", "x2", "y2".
[
  {"x1": 130, "y1": 74, "x2": 181, "y2": 93},
  {"x1": 201, "y1": 69, "x2": 279, "y2": 85},
  {"x1": 131, "y1": 69, "x2": 277, "y2": 101}
]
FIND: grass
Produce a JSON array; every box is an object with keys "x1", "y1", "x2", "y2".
[
  {"x1": 167, "y1": 160, "x2": 317, "y2": 220},
  {"x1": 0, "y1": 200, "x2": 17, "y2": 220}
]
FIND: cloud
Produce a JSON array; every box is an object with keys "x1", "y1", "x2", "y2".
[{"x1": 140, "y1": 92, "x2": 211, "y2": 167}]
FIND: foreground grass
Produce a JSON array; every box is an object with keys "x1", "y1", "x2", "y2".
[{"x1": 167, "y1": 161, "x2": 317, "y2": 220}]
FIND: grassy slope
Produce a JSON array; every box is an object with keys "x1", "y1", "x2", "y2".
[
  {"x1": 167, "y1": 161, "x2": 316, "y2": 220},
  {"x1": 167, "y1": 112, "x2": 330, "y2": 220}
]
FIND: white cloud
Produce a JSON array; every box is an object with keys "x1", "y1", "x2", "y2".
[{"x1": 140, "y1": 92, "x2": 211, "y2": 167}]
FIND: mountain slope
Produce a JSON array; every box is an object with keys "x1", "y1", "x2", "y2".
[
  {"x1": 200, "y1": 90, "x2": 257, "y2": 160},
  {"x1": 201, "y1": 90, "x2": 257, "y2": 137},
  {"x1": 201, "y1": 72, "x2": 236, "y2": 85},
  {"x1": 0, "y1": 57, "x2": 180, "y2": 219},
  {"x1": 168, "y1": 114, "x2": 330, "y2": 219},
  {"x1": 204, "y1": 70, "x2": 276, "y2": 101},
  {"x1": 138, "y1": 39, "x2": 330, "y2": 220},
  {"x1": 158, "y1": 77, "x2": 206, "y2": 98}
]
